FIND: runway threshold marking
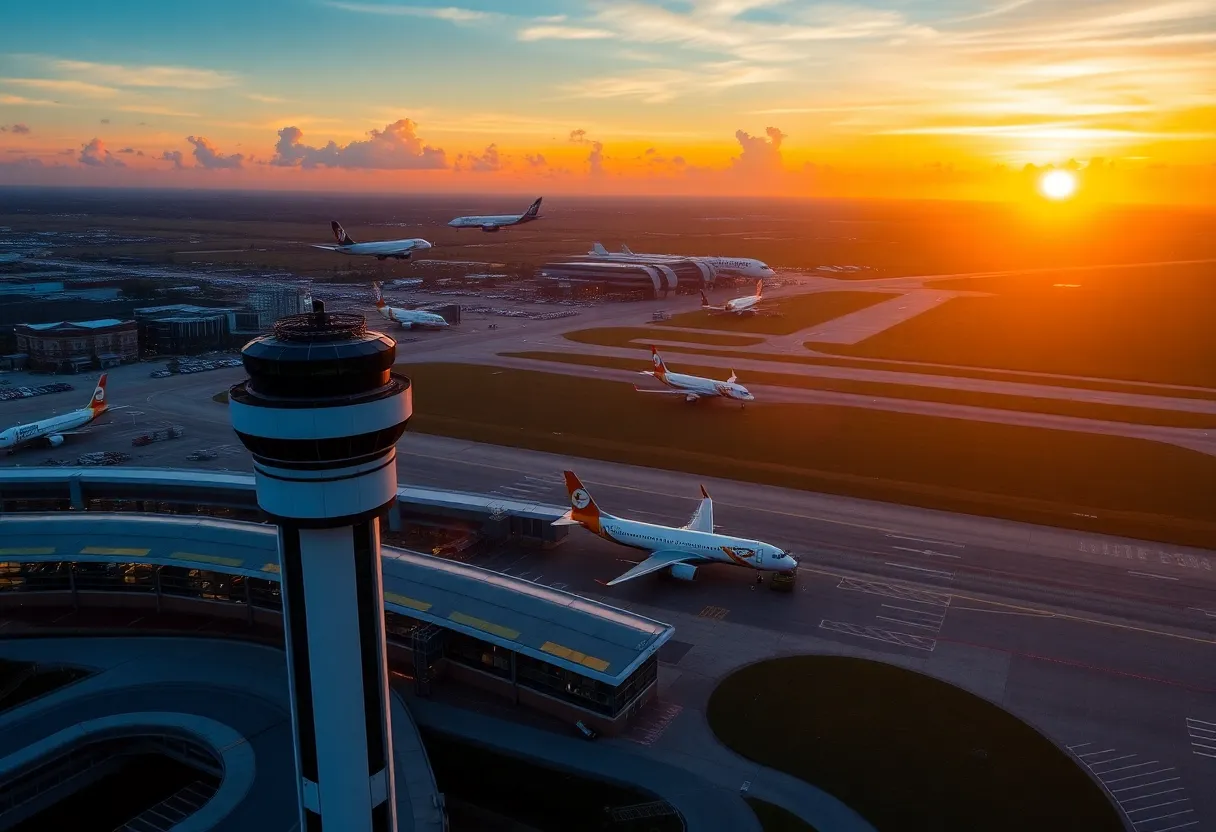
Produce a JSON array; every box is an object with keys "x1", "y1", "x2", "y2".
[
  {"x1": 800, "y1": 564, "x2": 1216, "y2": 646},
  {"x1": 1185, "y1": 718, "x2": 1216, "y2": 759}
]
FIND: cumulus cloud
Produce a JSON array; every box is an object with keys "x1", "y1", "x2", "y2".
[
  {"x1": 588, "y1": 141, "x2": 605, "y2": 176},
  {"x1": 1, "y1": 124, "x2": 28, "y2": 133},
  {"x1": 161, "y1": 149, "x2": 186, "y2": 170},
  {"x1": 455, "y1": 143, "x2": 501, "y2": 172},
  {"x1": 78, "y1": 138, "x2": 125, "y2": 168},
  {"x1": 569, "y1": 128, "x2": 591, "y2": 144},
  {"x1": 732, "y1": 126, "x2": 786, "y2": 173},
  {"x1": 118, "y1": 147, "x2": 136, "y2": 154},
  {"x1": 187, "y1": 135, "x2": 245, "y2": 169},
  {"x1": 272, "y1": 119, "x2": 447, "y2": 170},
  {"x1": 524, "y1": 153, "x2": 547, "y2": 168}
]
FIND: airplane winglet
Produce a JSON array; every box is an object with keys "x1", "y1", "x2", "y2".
[{"x1": 700, "y1": 485, "x2": 710, "y2": 499}]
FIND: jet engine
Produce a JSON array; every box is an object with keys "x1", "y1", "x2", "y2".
[
  {"x1": 481, "y1": 225, "x2": 500, "y2": 233},
  {"x1": 46, "y1": 434, "x2": 65, "y2": 447},
  {"x1": 668, "y1": 563, "x2": 698, "y2": 581},
  {"x1": 393, "y1": 253, "x2": 411, "y2": 260}
]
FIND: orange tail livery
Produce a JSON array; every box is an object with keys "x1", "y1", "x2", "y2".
[
  {"x1": 555, "y1": 470, "x2": 604, "y2": 534},
  {"x1": 89, "y1": 373, "x2": 109, "y2": 419}
]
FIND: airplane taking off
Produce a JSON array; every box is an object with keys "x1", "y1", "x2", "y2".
[
  {"x1": 372, "y1": 282, "x2": 449, "y2": 330},
  {"x1": 447, "y1": 197, "x2": 543, "y2": 232},
  {"x1": 635, "y1": 346, "x2": 754, "y2": 406},
  {"x1": 701, "y1": 280, "x2": 766, "y2": 315},
  {"x1": 0, "y1": 374, "x2": 123, "y2": 453},
  {"x1": 589, "y1": 242, "x2": 775, "y2": 279},
  {"x1": 313, "y1": 221, "x2": 432, "y2": 261},
  {"x1": 553, "y1": 471, "x2": 797, "y2": 585}
]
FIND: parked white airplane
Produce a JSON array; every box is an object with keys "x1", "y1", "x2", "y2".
[
  {"x1": 0, "y1": 374, "x2": 122, "y2": 453},
  {"x1": 447, "y1": 198, "x2": 543, "y2": 232},
  {"x1": 700, "y1": 280, "x2": 766, "y2": 315},
  {"x1": 372, "y1": 282, "x2": 449, "y2": 330},
  {"x1": 313, "y1": 221, "x2": 432, "y2": 261},
  {"x1": 589, "y1": 242, "x2": 775, "y2": 279},
  {"x1": 553, "y1": 471, "x2": 797, "y2": 585},
  {"x1": 634, "y1": 346, "x2": 754, "y2": 406}
]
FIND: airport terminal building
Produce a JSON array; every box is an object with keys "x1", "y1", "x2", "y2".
[
  {"x1": 12, "y1": 319, "x2": 139, "y2": 372},
  {"x1": 0, "y1": 468, "x2": 673, "y2": 736}
]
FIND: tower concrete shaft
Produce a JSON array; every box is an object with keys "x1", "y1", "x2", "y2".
[{"x1": 229, "y1": 303, "x2": 411, "y2": 832}]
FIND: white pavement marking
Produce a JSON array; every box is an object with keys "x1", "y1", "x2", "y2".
[
  {"x1": 836, "y1": 577, "x2": 951, "y2": 606},
  {"x1": 1072, "y1": 744, "x2": 1196, "y2": 830},
  {"x1": 876, "y1": 615, "x2": 940, "y2": 631},
  {"x1": 892, "y1": 545, "x2": 962, "y2": 559},
  {"x1": 885, "y1": 561, "x2": 956, "y2": 579},
  {"x1": 1185, "y1": 718, "x2": 1216, "y2": 759},
  {"x1": 885, "y1": 533, "x2": 966, "y2": 548},
  {"x1": 819, "y1": 619, "x2": 937, "y2": 651},
  {"x1": 1128, "y1": 571, "x2": 1180, "y2": 581}
]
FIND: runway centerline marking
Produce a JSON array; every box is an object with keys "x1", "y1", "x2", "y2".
[
  {"x1": 886, "y1": 534, "x2": 965, "y2": 548},
  {"x1": 891, "y1": 545, "x2": 961, "y2": 559},
  {"x1": 1128, "y1": 571, "x2": 1180, "y2": 581}
]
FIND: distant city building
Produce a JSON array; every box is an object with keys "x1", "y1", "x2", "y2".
[
  {"x1": 134, "y1": 304, "x2": 241, "y2": 355},
  {"x1": 246, "y1": 286, "x2": 312, "y2": 330},
  {"x1": 13, "y1": 319, "x2": 138, "y2": 372}
]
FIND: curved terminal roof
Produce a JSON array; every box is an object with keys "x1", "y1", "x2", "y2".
[{"x1": 0, "y1": 512, "x2": 671, "y2": 686}]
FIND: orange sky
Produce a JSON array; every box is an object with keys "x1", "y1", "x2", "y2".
[{"x1": 1, "y1": 1, "x2": 1214, "y2": 203}]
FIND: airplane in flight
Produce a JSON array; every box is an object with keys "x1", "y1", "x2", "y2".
[
  {"x1": 700, "y1": 280, "x2": 767, "y2": 316},
  {"x1": 447, "y1": 197, "x2": 543, "y2": 232},
  {"x1": 372, "y1": 282, "x2": 449, "y2": 330},
  {"x1": 589, "y1": 242, "x2": 775, "y2": 279},
  {"x1": 553, "y1": 471, "x2": 797, "y2": 585},
  {"x1": 313, "y1": 221, "x2": 432, "y2": 261},
  {"x1": 0, "y1": 374, "x2": 123, "y2": 454},
  {"x1": 635, "y1": 346, "x2": 754, "y2": 406}
]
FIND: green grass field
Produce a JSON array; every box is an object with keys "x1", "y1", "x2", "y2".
[
  {"x1": 397, "y1": 363, "x2": 1216, "y2": 548},
  {"x1": 708, "y1": 657, "x2": 1122, "y2": 832},
  {"x1": 564, "y1": 327, "x2": 765, "y2": 349},
  {"x1": 746, "y1": 798, "x2": 818, "y2": 832},
  {"x1": 504, "y1": 350, "x2": 1216, "y2": 429},
  {"x1": 819, "y1": 262, "x2": 1216, "y2": 387},
  {"x1": 652, "y1": 291, "x2": 895, "y2": 335}
]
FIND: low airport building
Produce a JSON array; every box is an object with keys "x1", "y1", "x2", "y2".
[
  {"x1": 575, "y1": 256, "x2": 716, "y2": 288},
  {"x1": 0, "y1": 468, "x2": 671, "y2": 735},
  {"x1": 244, "y1": 286, "x2": 312, "y2": 330},
  {"x1": 12, "y1": 318, "x2": 139, "y2": 373},
  {"x1": 540, "y1": 261, "x2": 669, "y2": 297},
  {"x1": 133, "y1": 304, "x2": 243, "y2": 355}
]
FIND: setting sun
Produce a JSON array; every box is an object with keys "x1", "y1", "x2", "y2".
[{"x1": 1040, "y1": 170, "x2": 1078, "y2": 201}]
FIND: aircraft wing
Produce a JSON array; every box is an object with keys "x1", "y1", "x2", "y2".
[
  {"x1": 683, "y1": 487, "x2": 714, "y2": 533},
  {"x1": 632, "y1": 384, "x2": 706, "y2": 397},
  {"x1": 607, "y1": 550, "x2": 698, "y2": 586},
  {"x1": 311, "y1": 245, "x2": 342, "y2": 251}
]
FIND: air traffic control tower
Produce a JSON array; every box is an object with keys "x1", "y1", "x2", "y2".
[{"x1": 229, "y1": 301, "x2": 411, "y2": 831}]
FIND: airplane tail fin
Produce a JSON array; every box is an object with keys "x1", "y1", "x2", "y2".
[
  {"x1": 590, "y1": 242, "x2": 609, "y2": 256},
  {"x1": 371, "y1": 281, "x2": 386, "y2": 308},
  {"x1": 88, "y1": 373, "x2": 109, "y2": 418},
  {"x1": 563, "y1": 471, "x2": 602, "y2": 525},
  {"x1": 332, "y1": 221, "x2": 355, "y2": 245},
  {"x1": 621, "y1": 244, "x2": 634, "y2": 255},
  {"x1": 525, "y1": 197, "x2": 543, "y2": 218},
  {"x1": 700, "y1": 289, "x2": 710, "y2": 307},
  {"x1": 756, "y1": 279, "x2": 763, "y2": 298},
  {"x1": 649, "y1": 345, "x2": 669, "y2": 378}
]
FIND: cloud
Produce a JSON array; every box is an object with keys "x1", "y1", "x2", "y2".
[
  {"x1": 731, "y1": 126, "x2": 787, "y2": 173},
  {"x1": 11, "y1": 123, "x2": 31, "y2": 134},
  {"x1": 524, "y1": 153, "x2": 547, "y2": 168},
  {"x1": 247, "y1": 93, "x2": 285, "y2": 103},
  {"x1": 49, "y1": 58, "x2": 238, "y2": 90},
  {"x1": 117, "y1": 104, "x2": 199, "y2": 117},
  {"x1": 161, "y1": 150, "x2": 186, "y2": 170},
  {"x1": 118, "y1": 147, "x2": 136, "y2": 154},
  {"x1": 79, "y1": 138, "x2": 125, "y2": 168},
  {"x1": 455, "y1": 143, "x2": 501, "y2": 172},
  {"x1": 100, "y1": 118, "x2": 110, "y2": 124},
  {"x1": 325, "y1": 3, "x2": 498, "y2": 23},
  {"x1": 0, "y1": 77, "x2": 118, "y2": 97},
  {"x1": 565, "y1": 61, "x2": 784, "y2": 103},
  {"x1": 272, "y1": 119, "x2": 447, "y2": 170},
  {"x1": 588, "y1": 141, "x2": 605, "y2": 176},
  {"x1": 187, "y1": 135, "x2": 245, "y2": 169},
  {"x1": 0, "y1": 94, "x2": 58, "y2": 106},
  {"x1": 569, "y1": 128, "x2": 590, "y2": 143},
  {"x1": 519, "y1": 25, "x2": 614, "y2": 41}
]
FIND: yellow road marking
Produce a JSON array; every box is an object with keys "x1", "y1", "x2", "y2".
[
  {"x1": 800, "y1": 564, "x2": 1216, "y2": 646},
  {"x1": 170, "y1": 551, "x2": 244, "y2": 568},
  {"x1": 385, "y1": 592, "x2": 432, "y2": 613},
  {"x1": 81, "y1": 546, "x2": 149, "y2": 557},
  {"x1": 449, "y1": 611, "x2": 520, "y2": 640},
  {"x1": 0, "y1": 547, "x2": 56, "y2": 556},
  {"x1": 541, "y1": 641, "x2": 610, "y2": 673}
]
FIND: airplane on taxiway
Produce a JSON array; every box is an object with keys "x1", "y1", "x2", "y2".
[
  {"x1": 700, "y1": 280, "x2": 767, "y2": 316},
  {"x1": 372, "y1": 282, "x2": 449, "y2": 330},
  {"x1": 313, "y1": 221, "x2": 432, "y2": 261},
  {"x1": 589, "y1": 242, "x2": 775, "y2": 280},
  {"x1": 0, "y1": 374, "x2": 124, "y2": 454},
  {"x1": 553, "y1": 471, "x2": 797, "y2": 585},
  {"x1": 448, "y1": 197, "x2": 543, "y2": 232},
  {"x1": 635, "y1": 346, "x2": 754, "y2": 406}
]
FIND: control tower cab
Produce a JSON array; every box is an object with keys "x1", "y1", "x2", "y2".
[{"x1": 229, "y1": 301, "x2": 411, "y2": 832}]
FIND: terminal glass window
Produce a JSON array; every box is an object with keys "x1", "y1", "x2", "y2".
[
  {"x1": 611, "y1": 655, "x2": 658, "y2": 714},
  {"x1": 445, "y1": 631, "x2": 512, "y2": 678},
  {"x1": 515, "y1": 655, "x2": 616, "y2": 716},
  {"x1": 384, "y1": 610, "x2": 424, "y2": 643}
]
